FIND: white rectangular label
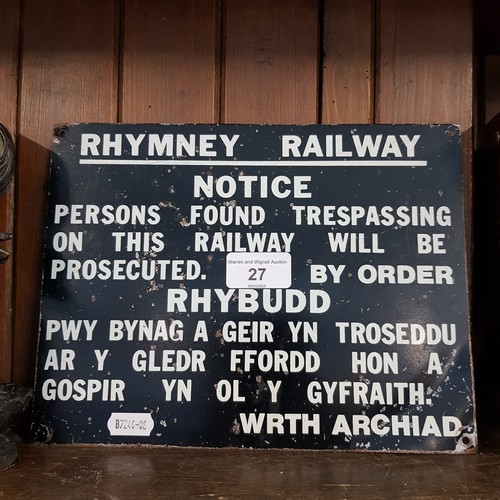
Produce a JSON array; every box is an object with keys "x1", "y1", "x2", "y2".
[
  {"x1": 226, "y1": 252, "x2": 292, "y2": 289},
  {"x1": 107, "y1": 412, "x2": 154, "y2": 436}
]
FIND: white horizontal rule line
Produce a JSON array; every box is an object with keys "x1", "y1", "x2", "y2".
[{"x1": 79, "y1": 159, "x2": 428, "y2": 167}]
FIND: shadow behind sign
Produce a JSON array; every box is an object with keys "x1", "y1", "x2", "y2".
[{"x1": 31, "y1": 124, "x2": 475, "y2": 453}]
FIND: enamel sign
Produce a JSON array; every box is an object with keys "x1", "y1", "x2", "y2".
[{"x1": 31, "y1": 124, "x2": 476, "y2": 453}]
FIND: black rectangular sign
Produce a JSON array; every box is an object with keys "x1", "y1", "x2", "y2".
[{"x1": 32, "y1": 124, "x2": 476, "y2": 452}]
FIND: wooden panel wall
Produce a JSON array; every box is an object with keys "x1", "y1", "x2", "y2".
[
  {"x1": 378, "y1": 0, "x2": 473, "y2": 235},
  {"x1": 223, "y1": 0, "x2": 319, "y2": 124},
  {"x1": 0, "y1": 0, "x2": 473, "y2": 387},
  {"x1": 0, "y1": 0, "x2": 20, "y2": 383},
  {"x1": 322, "y1": 0, "x2": 374, "y2": 123},
  {"x1": 13, "y1": 0, "x2": 118, "y2": 387},
  {"x1": 121, "y1": 0, "x2": 218, "y2": 123}
]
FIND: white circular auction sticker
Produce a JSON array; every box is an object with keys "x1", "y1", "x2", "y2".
[{"x1": 226, "y1": 252, "x2": 292, "y2": 289}]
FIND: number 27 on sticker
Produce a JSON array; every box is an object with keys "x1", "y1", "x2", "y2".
[
  {"x1": 226, "y1": 252, "x2": 291, "y2": 289},
  {"x1": 248, "y1": 268, "x2": 266, "y2": 281}
]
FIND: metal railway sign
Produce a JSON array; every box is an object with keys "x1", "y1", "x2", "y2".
[{"x1": 32, "y1": 123, "x2": 476, "y2": 453}]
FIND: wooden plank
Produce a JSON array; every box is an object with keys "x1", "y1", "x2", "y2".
[
  {"x1": 14, "y1": 0, "x2": 118, "y2": 387},
  {"x1": 377, "y1": 0, "x2": 473, "y2": 244},
  {"x1": 0, "y1": 0, "x2": 20, "y2": 383},
  {"x1": 223, "y1": 0, "x2": 319, "y2": 124},
  {"x1": 121, "y1": 0, "x2": 218, "y2": 123},
  {"x1": 6, "y1": 443, "x2": 500, "y2": 498},
  {"x1": 322, "y1": 0, "x2": 374, "y2": 124},
  {"x1": 377, "y1": 0, "x2": 472, "y2": 126}
]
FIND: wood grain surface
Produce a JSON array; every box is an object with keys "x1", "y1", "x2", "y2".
[
  {"x1": 13, "y1": 0, "x2": 118, "y2": 386},
  {"x1": 2, "y1": 440, "x2": 500, "y2": 498},
  {"x1": 0, "y1": 0, "x2": 20, "y2": 383},
  {"x1": 121, "y1": 0, "x2": 218, "y2": 123},
  {"x1": 322, "y1": 0, "x2": 374, "y2": 124},
  {"x1": 223, "y1": 0, "x2": 319, "y2": 124}
]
